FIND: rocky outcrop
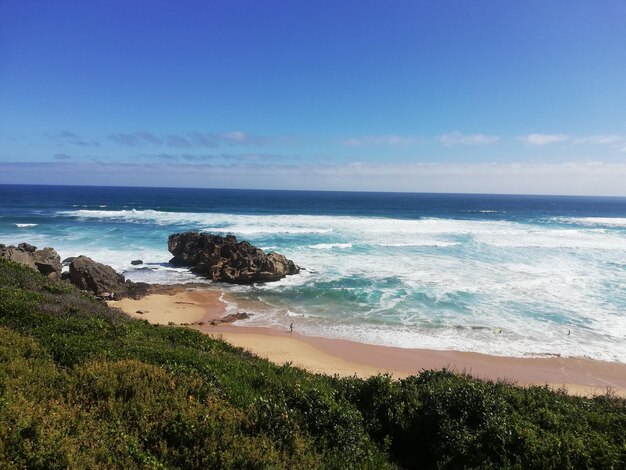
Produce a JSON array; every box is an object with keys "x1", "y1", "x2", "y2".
[
  {"x1": 33, "y1": 247, "x2": 63, "y2": 276},
  {"x1": 0, "y1": 243, "x2": 62, "y2": 279},
  {"x1": 69, "y1": 255, "x2": 127, "y2": 296},
  {"x1": 1, "y1": 242, "x2": 149, "y2": 299},
  {"x1": 168, "y1": 232, "x2": 300, "y2": 284},
  {"x1": 68, "y1": 256, "x2": 150, "y2": 299}
]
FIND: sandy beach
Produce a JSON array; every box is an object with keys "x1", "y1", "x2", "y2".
[
  {"x1": 108, "y1": 287, "x2": 226, "y2": 325},
  {"x1": 110, "y1": 286, "x2": 626, "y2": 397}
]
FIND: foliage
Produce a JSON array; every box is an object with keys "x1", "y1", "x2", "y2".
[{"x1": 0, "y1": 258, "x2": 624, "y2": 469}]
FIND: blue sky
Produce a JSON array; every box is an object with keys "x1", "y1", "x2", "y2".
[{"x1": 1, "y1": 1, "x2": 626, "y2": 194}]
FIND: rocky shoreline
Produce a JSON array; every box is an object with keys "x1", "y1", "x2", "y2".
[
  {"x1": 0, "y1": 242, "x2": 151, "y2": 300},
  {"x1": 1, "y1": 232, "x2": 301, "y2": 300}
]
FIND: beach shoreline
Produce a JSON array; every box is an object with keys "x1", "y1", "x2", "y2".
[{"x1": 109, "y1": 286, "x2": 626, "y2": 397}]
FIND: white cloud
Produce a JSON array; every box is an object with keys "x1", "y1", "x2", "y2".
[
  {"x1": 439, "y1": 132, "x2": 499, "y2": 146},
  {"x1": 572, "y1": 135, "x2": 624, "y2": 145},
  {"x1": 341, "y1": 135, "x2": 423, "y2": 147},
  {"x1": 519, "y1": 134, "x2": 570, "y2": 145}
]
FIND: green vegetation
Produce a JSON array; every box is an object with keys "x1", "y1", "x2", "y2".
[{"x1": 1, "y1": 258, "x2": 624, "y2": 469}]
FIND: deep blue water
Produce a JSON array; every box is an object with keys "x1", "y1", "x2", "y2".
[
  {"x1": 2, "y1": 184, "x2": 626, "y2": 361},
  {"x1": 3, "y1": 184, "x2": 626, "y2": 220}
]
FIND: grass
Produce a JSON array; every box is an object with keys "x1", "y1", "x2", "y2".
[{"x1": 0, "y1": 257, "x2": 624, "y2": 469}]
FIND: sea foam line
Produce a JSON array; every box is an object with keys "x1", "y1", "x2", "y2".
[
  {"x1": 558, "y1": 217, "x2": 626, "y2": 228},
  {"x1": 59, "y1": 209, "x2": 626, "y2": 251}
]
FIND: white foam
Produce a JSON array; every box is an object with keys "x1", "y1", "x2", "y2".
[
  {"x1": 15, "y1": 223, "x2": 38, "y2": 228},
  {"x1": 64, "y1": 209, "x2": 621, "y2": 249},
  {"x1": 378, "y1": 242, "x2": 458, "y2": 247},
  {"x1": 309, "y1": 243, "x2": 353, "y2": 250},
  {"x1": 123, "y1": 266, "x2": 206, "y2": 285},
  {"x1": 224, "y1": 298, "x2": 626, "y2": 362},
  {"x1": 560, "y1": 217, "x2": 626, "y2": 228},
  {"x1": 223, "y1": 226, "x2": 333, "y2": 235}
]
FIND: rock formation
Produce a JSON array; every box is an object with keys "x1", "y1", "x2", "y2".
[
  {"x1": 69, "y1": 255, "x2": 127, "y2": 296},
  {"x1": 168, "y1": 232, "x2": 300, "y2": 284},
  {"x1": 68, "y1": 255, "x2": 150, "y2": 299},
  {"x1": 1, "y1": 242, "x2": 149, "y2": 299},
  {"x1": 0, "y1": 243, "x2": 62, "y2": 279}
]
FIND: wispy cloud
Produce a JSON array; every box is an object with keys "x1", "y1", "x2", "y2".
[
  {"x1": 53, "y1": 153, "x2": 72, "y2": 160},
  {"x1": 572, "y1": 134, "x2": 624, "y2": 145},
  {"x1": 341, "y1": 135, "x2": 423, "y2": 147},
  {"x1": 164, "y1": 135, "x2": 194, "y2": 148},
  {"x1": 519, "y1": 134, "x2": 570, "y2": 146},
  {"x1": 142, "y1": 153, "x2": 299, "y2": 162},
  {"x1": 107, "y1": 131, "x2": 286, "y2": 148},
  {"x1": 188, "y1": 131, "x2": 273, "y2": 147},
  {"x1": 107, "y1": 131, "x2": 163, "y2": 146},
  {"x1": 439, "y1": 132, "x2": 499, "y2": 146},
  {"x1": 56, "y1": 131, "x2": 100, "y2": 147},
  {"x1": 518, "y1": 133, "x2": 626, "y2": 149}
]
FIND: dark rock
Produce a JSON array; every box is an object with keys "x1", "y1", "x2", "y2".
[
  {"x1": 18, "y1": 242, "x2": 36, "y2": 253},
  {"x1": 124, "y1": 280, "x2": 151, "y2": 299},
  {"x1": 221, "y1": 312, "x2": 252, "y2": 323},
  {"x1": 62, "y1": 257, "x2": 76, "y2": 266},
  {"x1": 67, "y1": 256, "x2": 151, "y2": 300},
  {"x1": 0, "y1": 243, "x2": 61, "y2": 278},
  {"x1": 69, "y1": 255, "x2": 127, "y2": 296},
  {"x1": 131, "y1": 259, "x2": 143, "y2": 265},
  {"x1": 168, "y1": 232, "x2": 300, "y2": 284}
]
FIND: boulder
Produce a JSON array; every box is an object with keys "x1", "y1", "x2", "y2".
[
  {"x1": 220, "y1": 312, "x2": 252, "y2": 323},
  {"x1": 0, "y1": 243, "x2": 61, "y2": 278},
  {"x1": 32, "y1": 247, "x2": 62, "y2": 276},
  {"x1": 69, "y1": 255, "x2": 127, "y2": 296},
  {"x1": 0, "y1": 245, "x2": 37, "y2": 269},
  {"x1": 130, "y1": 259, "x2": 143, "y2": 265},
  {"x1": 18, "y1": 242, "x2": 36, "y2": 253},
  {"x1": 168, "y1": 232, "x2": 300, "y2": 284}
]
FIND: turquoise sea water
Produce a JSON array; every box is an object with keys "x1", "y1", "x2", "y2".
[{"x1": 1, "y1": 184, "x2": 626, "y2": 362}]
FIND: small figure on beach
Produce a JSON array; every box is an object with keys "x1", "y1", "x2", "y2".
[{"x1": 289, "y1": 323, "x2": 294, "y2": 334}]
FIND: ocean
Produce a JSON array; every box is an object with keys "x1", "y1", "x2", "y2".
[{"x1": 1, "y1": 184, "x2": 625, "y2": 362}]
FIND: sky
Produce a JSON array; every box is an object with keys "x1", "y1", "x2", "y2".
[{"x1": 1, "y1": 0, "x2": 626, "y2": 195}]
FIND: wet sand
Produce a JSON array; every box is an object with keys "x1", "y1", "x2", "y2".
[{"x1": 110, "y1": 287, "x2": 626, "y2": 397}]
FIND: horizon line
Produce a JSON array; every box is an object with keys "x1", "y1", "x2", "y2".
[{"x1": 1, "y1": 182, "x2": 625, "y2": 200}]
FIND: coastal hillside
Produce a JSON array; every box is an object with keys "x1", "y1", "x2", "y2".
[{"x1": 1, "y1": 258, "x2": 624, "y2": 469}]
